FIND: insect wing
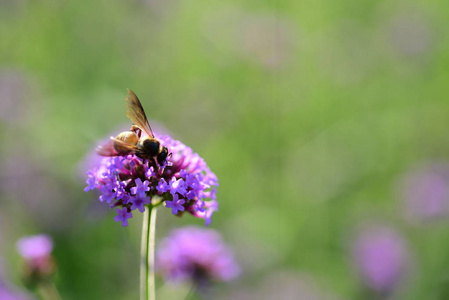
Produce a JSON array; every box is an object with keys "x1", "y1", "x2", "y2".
[
  {"x1": 125, "y1": 89, "x2": 154, "y2": 138},
  {"x1": 96, "y1": 137, "x2": 137, "y2": 156}
]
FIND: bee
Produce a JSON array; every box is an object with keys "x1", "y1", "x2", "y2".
[{"x1": 97, "y1": 89, "x2": 169, "y2": 166}]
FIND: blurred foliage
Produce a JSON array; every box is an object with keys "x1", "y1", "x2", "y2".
[{"x1": 1, "y1": 0, "x2": 449, "y2": 299}]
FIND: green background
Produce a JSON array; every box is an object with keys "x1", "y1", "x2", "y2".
[{"x1": 1, "y1": 0, "x2": 449, "y2": 299}]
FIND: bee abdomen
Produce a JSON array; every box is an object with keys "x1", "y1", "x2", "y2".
[{"x1": 114, "y1": 131, "x2": 139, "y2": 153}]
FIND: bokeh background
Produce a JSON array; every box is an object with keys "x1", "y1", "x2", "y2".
[{"x1": 1, "y1": 0, "x2": 449, "y2": 299}]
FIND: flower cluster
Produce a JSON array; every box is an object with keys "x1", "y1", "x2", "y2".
[
  {"x1": 16, "y1": 235, "x2": 56, "y2": 283},
  {"x1": 0, "y1": 281, "x2": 30, "y2": 300},
  {"x1": 352, "y1": 225, "x2": 410, "y2": 295},
  {"x1": 156, "y1": 226, "x2": 240, "y2": 283},
  {"x1": 84, "y1": 134, "x2": 219, "y2": 227},
  {"x1": 399, "y1": 162, "x2": 449, "y2": 224}
]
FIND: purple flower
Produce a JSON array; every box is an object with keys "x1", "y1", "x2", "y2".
[
  {"x1": 156, "y1": 227, "x2": 240, "y2": 283},
  {"x1": 187, "y1": 199, "x2": 219, "y2": 226},
  {"x1": 130, "y1": 178, "x2": 151, "y2": 198},
  {"x1": 156, "y1": 178, "x2": 170, "y2": 193},
  {"x1": 0, "y1": 279, "x2": 31, "y2": 300},
  {"x1": 398, "y1": 162, "x2": 449, "y2": 224},
  {"x1": 84, "y1": 170, "x2": 97, "y2": 192},
  {"x1": 16, "y1": 234, "x2": 56, "y2": 280},
  {"x1": 352, "y1": 225, "x2": 410, "y2": 294},
  {"x1": 115, "y1": 181, "x2": 131, "y2": 204},
  {"x1": 85, "y1": 133, "x2": 219, "y2": 226},
  {"x1": 131, "y1": 196, "x2": 152, "y2": 213},
  {"x1": 169, "y1": 178, "x2": 187, "y2": 196},
  {"x1": 17, "y1": 235, "x2": 53, "y2": 260},
  {"x1": 99, "y1": 184, "x2": 115, "y2": 203},
  {"x1": 165, "y1": 194, "x2": 185, "y2": 215},
  {"x1": 146, "y1": 167, "x2": 155, "y2": 178},
  {"x1": 114, "y1": 208, "x2": 133, "y2": 227},
  {"x1": 204, "y1": 200, "x2": 218, "y2": 226}
]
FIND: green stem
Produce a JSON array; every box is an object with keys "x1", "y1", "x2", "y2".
[
  {"x1": 184, "y1": 281, "x2": 198, "y2": 300},
  {"x1": 37, "y1": 280, "x2": 62, "y2": 300},
  {"x1": 148, "y1": 206, "x2": 157, "y2": 300},
  {"x1": 141, "y1": 205, "x2": 157, "y2": 300}
]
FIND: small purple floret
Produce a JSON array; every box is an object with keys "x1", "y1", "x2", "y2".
[
  {"x1": 169, "y1": 178, "x2": 187, "y2": 196},
  {"x1": 114, "y1": 208, "x2": 133, "y2": 227},
  {"x1": 99, "y1": 184, "x2": 115, "y2": 203},
  {"x1": 165, "y1": 194, "x2": 186, "y2": 215},
  {"x1": 131, "y1": 196, "x2": 152, "y2": 213},
  {"x1": 84, "y1": 170, "x2": 97, "y2": 192},
  {"x1": 130, "y1": 178, "x2": 151, "y2": 198},
  {"x1": 156, "y1": 178, "x2": 170, "y2": 193}
]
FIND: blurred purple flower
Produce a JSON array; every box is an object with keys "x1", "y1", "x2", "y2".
[
  {"x1": 352, "y1": 226, "x2": 410, "y2": 295},
  {"x1": 0, "y1": 282, "x2": 32, "y2": 300},
  {"x1": 0, "y1": 260, "x2": 33, "y2": 300},
  {"x1": 399, "y1": 163, "x2": 449, "y2": 223},
  {"x1": 156, "y1": 226, "x2": 240, "y2": 284},
  {"x1": 17, "y1": 235, "x2": 53, "y2": 260},
  {"x1": 16, "y1": 235, "x2": 56, "y2": 282},
  {"x1": 85, "y1": 133, "x2": 219, "y2": 227}
]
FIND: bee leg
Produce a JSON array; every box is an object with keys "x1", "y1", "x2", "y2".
[
  {"x1": 130, "y1": 125, "x2": 142, "y2": 138},
  {"x1": 149, "y1": 157, "x2": 160, "y2": 174}
]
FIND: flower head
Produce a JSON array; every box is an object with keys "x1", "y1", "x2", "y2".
[
  {"x1": 0, "y1": 280, "x2": 31, "y2": 300},
  {"x1": 352, "y1": 225, "x2": 410, "y2": 295},
  {"x1": 398, "y1": 162, "x2": 449, "y2": 224},
  {"x1": 156, "y1": 226, "x2": 240, "y2": 284},
  {"x1": 17, "y1": 235, "x2": 53, "y2": 260},
  {"x1": 16, "y1": 235, "x2": 56, "y2": 283},
  {"x1": 85, "y1": 133, "x2": 219, "y2": 227}
]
